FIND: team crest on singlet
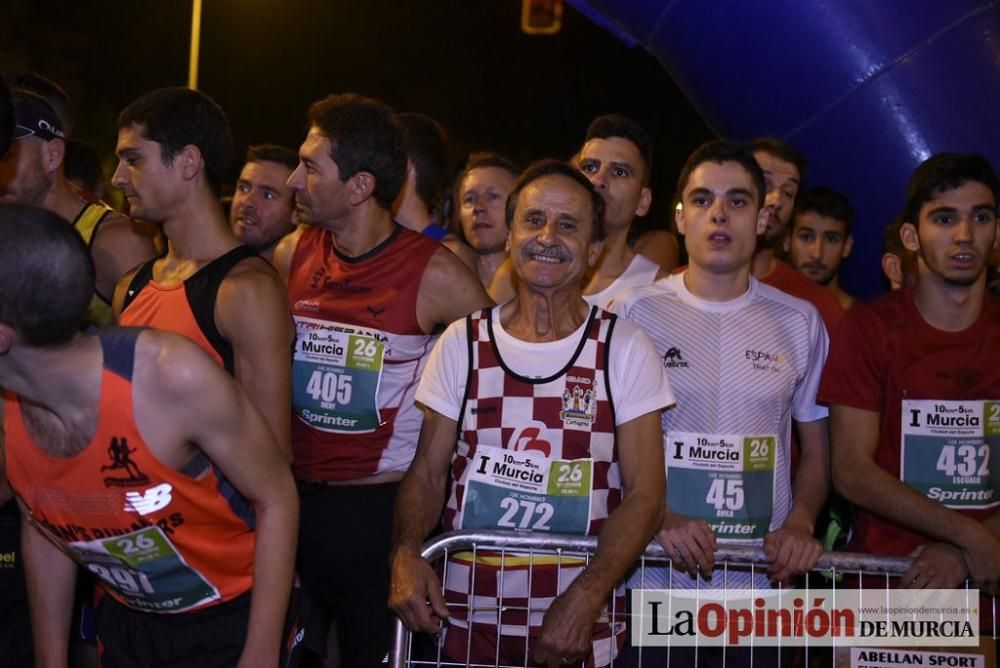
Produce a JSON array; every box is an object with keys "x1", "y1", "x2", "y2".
[{"x1": 560, "y1": 375, "x2": 597, "y2": 428}]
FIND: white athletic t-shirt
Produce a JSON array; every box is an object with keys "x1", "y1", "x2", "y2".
[
  {"x1": 616, "y1": 272, "x2": 829, "y2": 592},
  {"x1": 584, "y1": 253, "x2": 660, "y2": 312},
  {"x1": 417, "y1": 305, "x2": 675, "y2": 426}
]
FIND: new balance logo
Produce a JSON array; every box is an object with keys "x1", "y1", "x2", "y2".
[{"x1": 124, "y1": 483, "x2": 173, "y2": 516}]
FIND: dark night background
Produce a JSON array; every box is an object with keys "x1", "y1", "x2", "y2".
[{"x1": 0, "y1": 0, "x2": 713, "y2": 231}]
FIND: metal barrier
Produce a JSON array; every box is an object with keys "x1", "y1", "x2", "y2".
[{"x1": 389, "y1": 530, "x2": 995, "y2": 668}]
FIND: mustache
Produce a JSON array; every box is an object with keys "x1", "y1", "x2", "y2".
[
  {"x1": 522, "y1": 242, "x2": 571, "y2": 261},
  {"x1": 800, "y1": 261, "x2": 828, "y2": 271}
]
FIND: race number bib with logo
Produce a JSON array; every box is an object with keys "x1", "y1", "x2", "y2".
[
  {"x1": 293, "y1": 316, "x2": 385, "y2": 433},
  {"x1": 459, "y1": 445, "x2": 593, "y2": 535},
  {"x1": 901, "y1": 399, "x2": 1000, "y2": 509},
  {"x1": 67, "y1": 526, "x2": 219, "y2": 613},
  {"x1": 666, "y1": 432, "x2": 776, "y2": 541}
]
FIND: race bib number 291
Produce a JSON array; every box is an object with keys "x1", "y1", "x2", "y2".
[{"x1": 68, "y1": 526, "x2": 219, "y2": 613}]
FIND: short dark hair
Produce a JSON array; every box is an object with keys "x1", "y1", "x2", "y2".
[
  {"x1": 118, "y1": 87, "x2": 234, "y2": 194},
  {"x1": 882, "y1": 213, "x2": 907, "y2": 257},
  {"x1": 902, "y1": 152, "x2": 1000, "y2": 226},
  {"x1": 750, "y1": 137, "x2": 808, "y2": 183},
  {"x1": 306, "y1": 93, "x2": 406, "y2": 210},
  {"x1": 396, "y1": 112, "x2": 450, "y2": 212},
  {"x1": 584, "y1": 114, "x2": 653, "y2": 184},
  {"x1": 504, "y1": 159, "x2": 606, "y2": 241},
  {"x1": 6, "y1": 71, "x2": 73, "y2": 136},
  {"x1": 64, "y1": 140, "x2": 104, "y2": 195},
  {"x1": 676, "y1": 140, "x2": 767, "y2": 208},
  {"x1": 0, "y1": 204, "x2": 94, "y2": 345},
  {"x1": 246, "y1": 144, "x2": 298, "y2": 172},
  {"x1": 796, "y1": 186, "x2": 855, "y2": 236}
]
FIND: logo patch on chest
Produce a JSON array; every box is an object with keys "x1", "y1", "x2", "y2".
[
  {"x1": 560, "y1": 375, "x2": 596, "y2": 428},
  {"x1": 101, "y1": 437, "x2": 150, "y2": 488}
]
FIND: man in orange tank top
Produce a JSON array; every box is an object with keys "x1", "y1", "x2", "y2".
[
  {"x1": 0, "y1": 204, "x2": 300, "y2": 666},
  {"x1": 110, "y1": 88, "x2": 293, "y2": 458}
]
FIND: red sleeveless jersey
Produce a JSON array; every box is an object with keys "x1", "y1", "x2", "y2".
[
  {"x1": 4, "y1": 329, "x2": 255, "y2": 614},
  {"x1": 287, "y1": 224, "x2": 440, "y2": 480}
]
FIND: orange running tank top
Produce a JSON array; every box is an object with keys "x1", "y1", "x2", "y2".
[
  {"x1": 3, "y1": 329, "x2": 255, "y2": 614},
  {"x1": 119, "y1": 246, "x2": 260, "y2": 373}
]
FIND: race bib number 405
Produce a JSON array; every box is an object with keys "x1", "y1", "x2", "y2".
[
  {"x1": 68, "y1": 526, "x2": 219, "y2": 613},
  {"x1": 901, "y1": 399, "x2": 1000, "y2": 509},
  {"x1": 666, "y1": 432, "x2": 777, "y2": 541},
  {"x1": 459, "y1": 445, "x2": 593, "y2": 535},
  {"x1": 293, "y1": 316, "x2": 385, "y2": 433}
]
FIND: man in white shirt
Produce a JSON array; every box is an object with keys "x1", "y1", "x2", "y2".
[
  {"x1": 616, "y1": 140, "x2": 830, "y2": 667},
  {"x1": 577, "y1": 115, "x2": 664, "y2": 310},
  {"x1": 390, "y1": 160, "x2": 673, "y2": 667}
]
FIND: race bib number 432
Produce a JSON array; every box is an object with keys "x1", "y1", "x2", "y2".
[
  {"x1": 666, "y1": 432, "x2": 777, "y2": 541},
  {"x1": 459, "y1": 445, "x2": 593, "y2": 535},
  {"x1": 901, "y1": 399, "x2": 1000, "y2": 509},
  {"x1": 293, "y1": 316, "x2": 385, "y2": 433}
]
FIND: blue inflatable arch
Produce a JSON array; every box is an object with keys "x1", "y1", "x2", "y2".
[{"x1": 572, "y1": 0, "x2": 1000, "y2": 299}]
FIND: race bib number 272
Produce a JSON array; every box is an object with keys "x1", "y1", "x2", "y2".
[{"x1": 459, "y1": 445, "x2": 593, "y2": 535}]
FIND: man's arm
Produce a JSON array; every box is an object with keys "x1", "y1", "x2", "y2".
[
  {"x1": 416, "y1": 247, "x2": 493, "y2": 332},
  {"x1": 137, "y1": 331, "x2": 297, "y2": 667},
  {"x1": 441, "y1": 235, "x2": 478, "y2": 271},
  {"x1": 1, "y1": 405, "x2": 76, "y2": 666},
  {"x1": 831, "y1": 404, "x2": 1000, "y2": 590},
  {"x1": 216, "y1": 261, "x2": 295, "y2": 458},
  {"x1": 22, "y1": 517, "x2": 77, "y2": 668},
  {"x1": 534, "y1": 410, "x2": 665, "y2": 667},
  {"x1": 270, "y1": 226, "x2": 303, "y2": 286},
  {"x1": 91, "y1": 212, "x2": 158, "y2": 301},
  {"x1": 389, "y1": 408, "x2": 458, "y2": 633},
  {"x1": 763, "y1": 418, "x2": 828, "y2": 581}
]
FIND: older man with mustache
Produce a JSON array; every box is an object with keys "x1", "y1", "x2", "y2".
[{"x1": 390, "y1": 160, "x2": 673, "y2": 668}]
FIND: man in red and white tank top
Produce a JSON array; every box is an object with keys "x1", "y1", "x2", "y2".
[
  {"x1": 390, "y1": 161, "x2": 673, "y2": 667},
  {"x1": 272, "y1": 93, "x2": 491, "y2": 668},
  {"x1": 0, "y1": 205, "x2": 299, "y2": 667}
]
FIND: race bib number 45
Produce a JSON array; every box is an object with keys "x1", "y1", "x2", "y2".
[
  {"x1": 666, "y1": 432, "x2": 776, "y2": 541},
  {"x1": 901, "y1": 399, "x2": 1000, "y2": 509},
  {"x1": 459, "y1": 445, "x2": 593, "y2": 535},
  {"x1": 68, "y1": 526, "x2": 219, "y2": 613},
  {"x1": 293, "y1": 316, "x2": 385, "y2": 433}
]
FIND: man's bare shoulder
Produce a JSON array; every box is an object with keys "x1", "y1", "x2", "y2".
[
  {"x1": 217, "y1": 256, "x2": 288, "y2": 309},
  {"x1": 272, "y1": 225, "x2": 305, "y2": 283},
  {"x1": 134, "y1": 329, "x2": 222, "y2": 400},
  {"x1": 422, "y1": 245, "x2": 479, "y2": 291},
  {"x1": 417, "y1": 246, "x2": 492, "y2": 331}
]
